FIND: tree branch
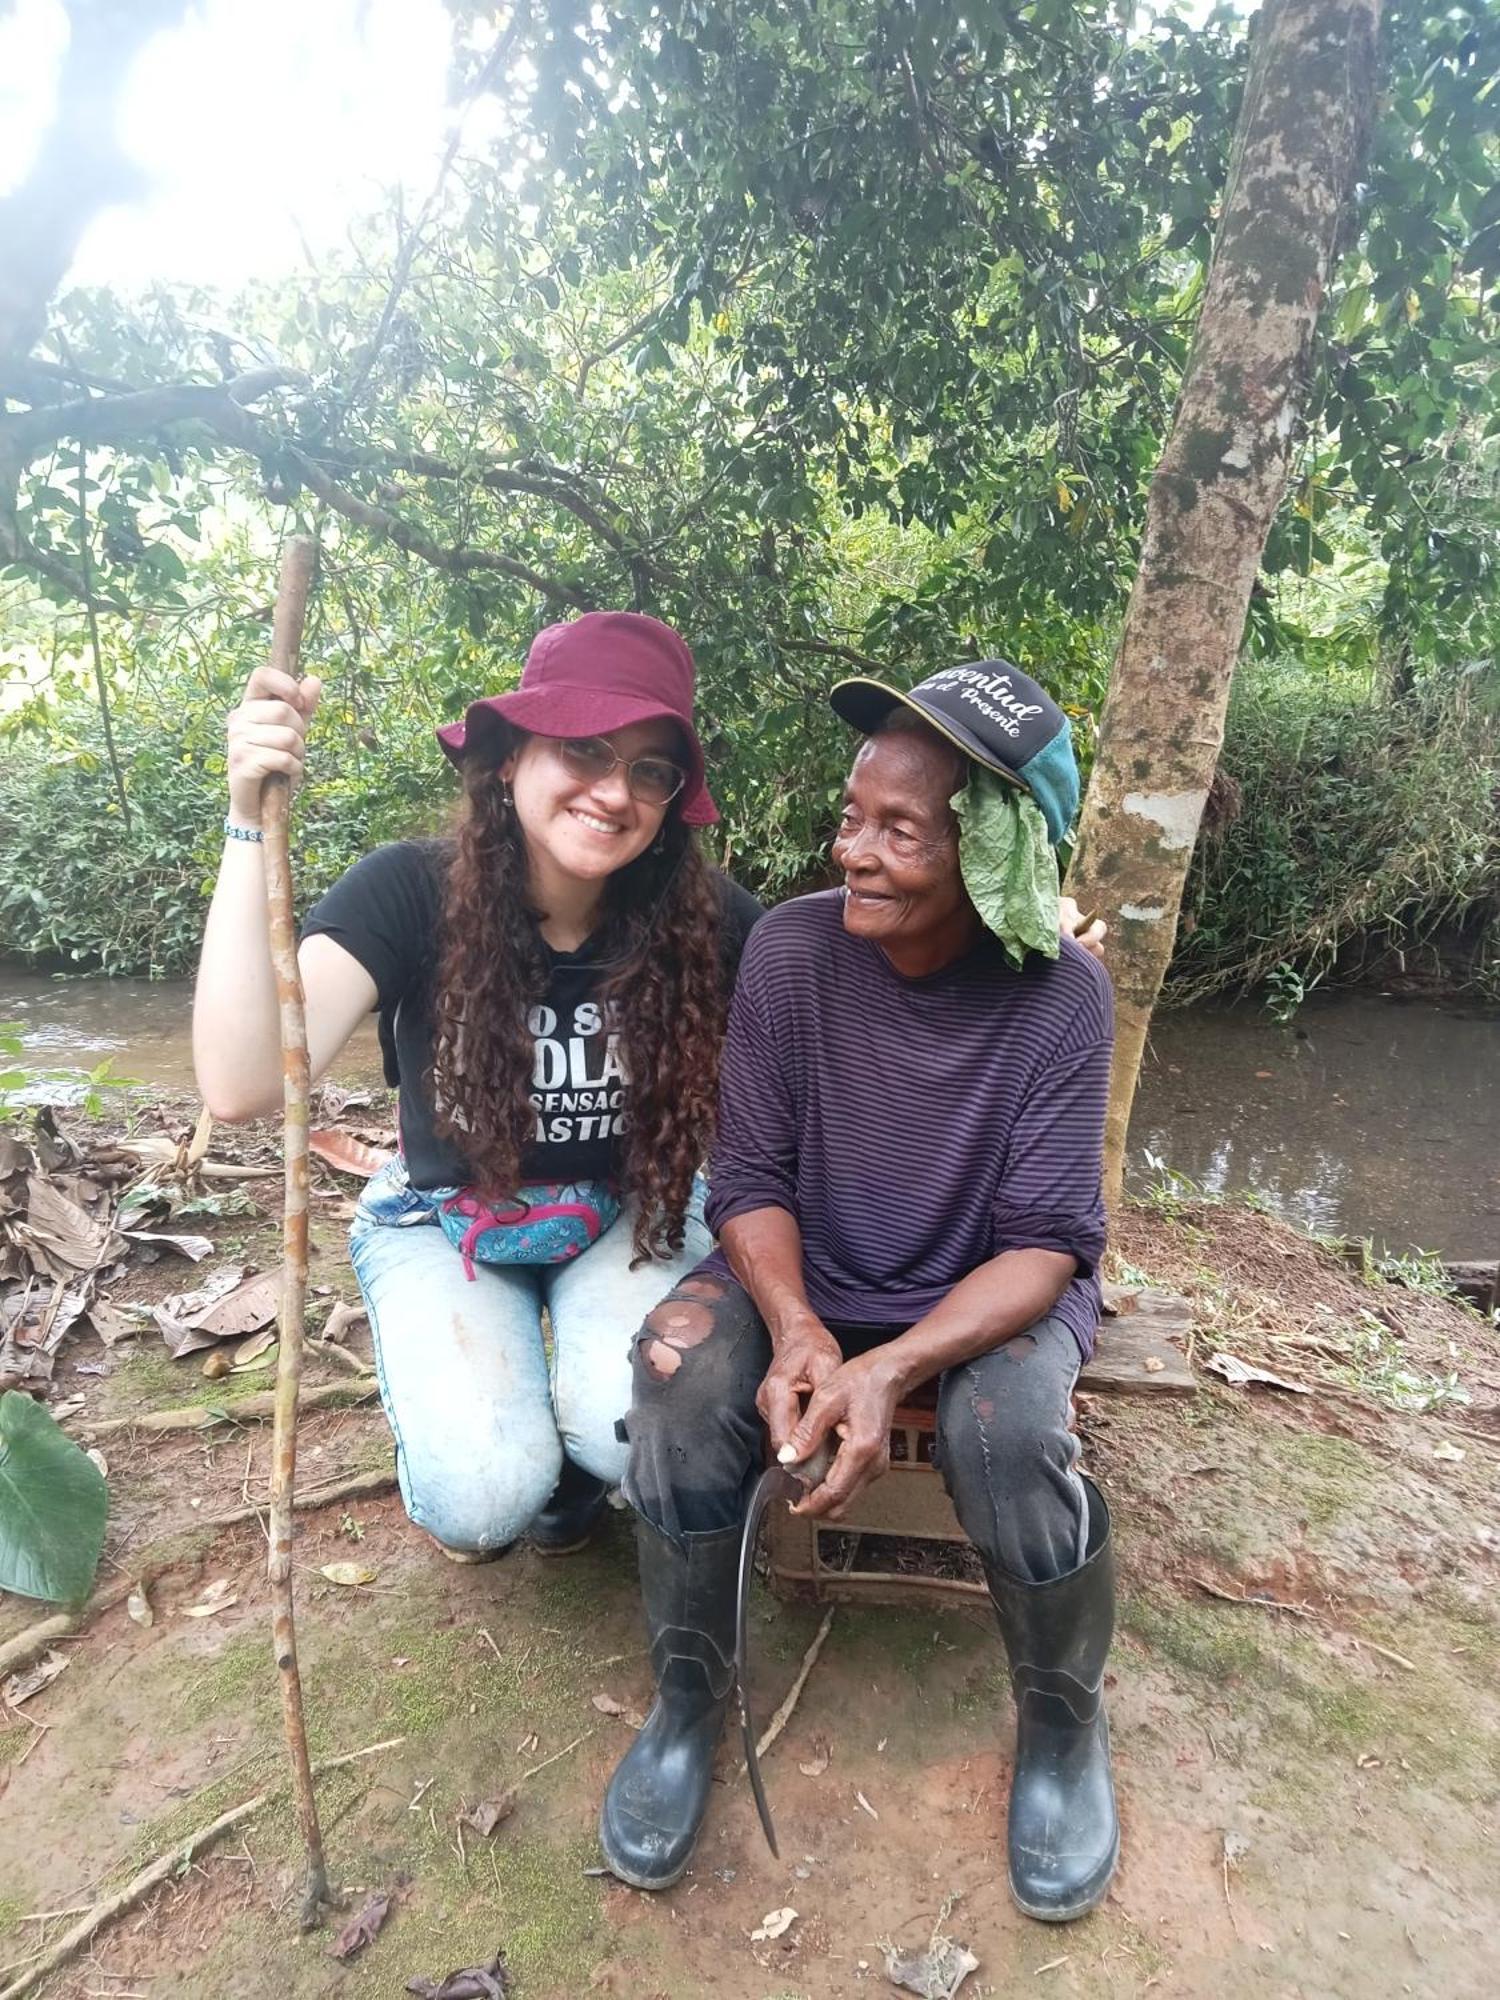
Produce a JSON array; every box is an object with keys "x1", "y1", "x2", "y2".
[
  {"x1": 2, "y1": 370, "x2": 591, "y2": 614},
  {"x1": 321, "y1": 443, "x2": 671, "y2": 577},
  {"x1": 75, "y1": 446, "x2": 131, "y2": 827},
  {"x1": 334, "y1": 5, "x2": 528, "y2": 428},
  {"x1": 0, "y1": 368, "x2": 307, "y2": 456},
  {"x1": 773, "y1": 632, "x2": 889, "y2": 673},
  {"x1": 286, "y1": 444, "x2": 593, "y2": 608}
]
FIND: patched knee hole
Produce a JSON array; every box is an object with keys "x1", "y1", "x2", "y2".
[
  {"x1": 643, "y1": 1299, "x2": 715, "y2": 1348},
  {"x1": 672, "y1": 1276, "x2": 727, "y2": 1303},
  {"x1": 637, "y1": 1297, "x2": 716, "y2": 1381},
  {"x1": 999, "y1": 1333, "x2": 1038, "y2": 1363},
  {"x1": 639, "y1": 1337, "x2": 684, "y2": 1380},
  {"x1": 974, "y1": 1396, "x2": 996, "y2": 1421}
]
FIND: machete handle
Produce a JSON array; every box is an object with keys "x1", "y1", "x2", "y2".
[{"x1": 779, "y1": 1432, "x2": 836, "y2": 1491}]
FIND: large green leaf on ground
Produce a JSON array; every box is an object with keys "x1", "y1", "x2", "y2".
[{"x1": 0, "y1": 1390, "x2": 108, "y2": 1604}]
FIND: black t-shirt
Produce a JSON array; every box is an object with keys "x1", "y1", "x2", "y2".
[{"x1": 302, "y1": 840, "x2": 763, "y2": 1190}]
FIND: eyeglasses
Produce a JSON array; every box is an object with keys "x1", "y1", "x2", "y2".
[{"x1": 555, "y1": 736, "x2": 687, "y2": 808}]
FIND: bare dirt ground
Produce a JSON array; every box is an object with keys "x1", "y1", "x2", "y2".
[{"x1": 3, "y1": 1105, "x2": 1498, "y2": 2000}]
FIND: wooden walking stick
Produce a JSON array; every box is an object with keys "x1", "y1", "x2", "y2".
[{"x1": 259, "y1": 533, "x2": 331, "y2": 1927}]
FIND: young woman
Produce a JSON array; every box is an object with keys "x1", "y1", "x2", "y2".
[{"x1": 193, "y1": 611, "x2": 760, "y2": 1561}]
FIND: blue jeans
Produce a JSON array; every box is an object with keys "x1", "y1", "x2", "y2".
[{"x1": 348, "y1": 1161, "x2": 712, "y2": 1554}]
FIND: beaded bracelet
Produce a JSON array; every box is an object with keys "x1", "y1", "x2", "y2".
[{"x1": 223, "y1": 817, "x2": 265, "y2": 843}]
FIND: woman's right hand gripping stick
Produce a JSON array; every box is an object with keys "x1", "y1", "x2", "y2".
[{"x1": 225, "y1": 664, "x2": 324, "y2": 827}]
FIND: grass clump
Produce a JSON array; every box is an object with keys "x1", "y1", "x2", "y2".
[
  {"x1": 1267, "y1": 1428, "x2": 1374, "y2": 1530},
  {"x1": 178, "y1": 1632, "x2": 275, "y2": 1728},
  {"x1": 1122, "y1": 1590, "x2": 1273, "y2": 1683},
  {"x1": 1339, "y1": 1309, "x2": 1471, "y2": 1413},
  {"x1": 107, "y1": 1342, "x2": 283, "y2": 1417}
]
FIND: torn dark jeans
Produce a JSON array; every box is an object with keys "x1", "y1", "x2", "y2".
[{"x1": 619, "y1": 1267, "x2": 1089, "y2": 1584}]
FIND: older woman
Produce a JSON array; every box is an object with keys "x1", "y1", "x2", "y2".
[{"x1": 600, "y1": 661, "x2": 1117, "y2": 1924}]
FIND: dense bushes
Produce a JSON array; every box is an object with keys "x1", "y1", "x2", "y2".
[
  {"x1": 3, "y1": 641, "x2": 1495, "y2": 1001},
  {"x1": 0, "y1": 622, "x2": 454, "y2": 976},
  {"x1": 1174, "y1": 661, "x2": 1499, "y2": 1004}
]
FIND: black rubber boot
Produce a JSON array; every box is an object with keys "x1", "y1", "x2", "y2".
[
  {"x1": 598, "y1": 1518, "x2": 738, "y2": 1890},
  {"x1": 529, "y1": 1458, "x2": 610, "y2": 1555},
  {"x1": 984, "y1": 1478, "x2": 1119, "y2": 1922}
]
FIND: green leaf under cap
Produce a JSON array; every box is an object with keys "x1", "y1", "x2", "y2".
[{"x1": 952, "y1": 773, "x2": 1061, "y2": 973}]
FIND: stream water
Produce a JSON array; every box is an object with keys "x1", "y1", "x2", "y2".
[{"x1": 3, "y1": 971, "x2": 1497, "y2": 1259}]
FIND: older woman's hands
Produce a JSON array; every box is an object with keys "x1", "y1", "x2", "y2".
[
  {"x1": 756, "y1": 1315, "x2": 844, "y2": 1456},
  {"x1": 1060, "y1": 894, "x2": 1107, "y2": 962},
  {"x1": 778, "y1": 1348, "x2": 905, "y2": 1521}
]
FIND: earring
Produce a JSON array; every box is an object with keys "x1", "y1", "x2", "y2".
[
  {"x1": 652, "y1": 826, "x2": 667, "y2": 855},
  {"x1": 500, "y1": 781, "x2": 514, "y2": 814}
]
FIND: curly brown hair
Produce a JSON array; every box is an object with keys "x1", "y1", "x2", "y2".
[{"x1": 429, "y1": 729, "x2": 726, "y2": 1262}]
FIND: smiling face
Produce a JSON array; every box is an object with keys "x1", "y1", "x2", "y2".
[
  {"x1": 504, "y1": 719, "x2": 685, "y2": 898},
  {"x1": 831, "y1": 719, "x2": 981, "y2": 975}
]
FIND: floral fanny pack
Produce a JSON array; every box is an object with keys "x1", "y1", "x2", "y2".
[{"x1": 357, "y1": 1156, "x2": 620, "y2": 1277}]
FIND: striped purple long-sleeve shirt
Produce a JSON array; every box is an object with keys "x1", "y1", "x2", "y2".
[{"x1": 700, "y1": 890, "x2": 1113, "y2": 1358}]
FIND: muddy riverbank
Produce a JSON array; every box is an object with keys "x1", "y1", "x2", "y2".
[{"x1": 2, "y1": 1096, "x2": 1498, "y2": 1999}]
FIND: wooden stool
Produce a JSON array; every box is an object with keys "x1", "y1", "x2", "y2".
[{"x1": 765, "y1": 1285, "x2": 1194, "y2": 1609}]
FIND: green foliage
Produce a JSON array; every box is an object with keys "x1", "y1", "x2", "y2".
[
  {"x1": 0, "y1": 1390, "x2": 108, "y2": 1604},
  {"x1": 1341, "y1": 1308, "x2": 1472, "y2": 1412},
  {"x1": 0, "y1": 1, "x2": 1497, "y2": 980},
  {"x1": 0, "y1": 1022, "x2": 23, "y2": 1116},
  {"x1": 1174, "y1": 658, "x2": 1500, "y2": 1003}
]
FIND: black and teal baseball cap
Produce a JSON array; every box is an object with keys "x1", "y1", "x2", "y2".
[{"x1": 829, "y1": 659, "x2": 1079, "y2": 847}]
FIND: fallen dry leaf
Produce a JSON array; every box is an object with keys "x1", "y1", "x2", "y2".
[
  {"x1": 194, "y1": 1271, "x2": 280, "y2": 1342},
  {"x1": 882, "y1": 1935, "x2": 980, "y2": 1999},
  {"x1": 86, "y1": 1297, "x2": 135, "y2": 1346},
  {"x1": 591, "y1": 1692, "x2": 627, "y2": 1716},
  {"x1": 855, "y1": 1789, "x2": 879, "y2": 1819},
  {"x1": 320, "y1": 1562, "x2": 378, "y2": 1588},
  {"x1": 310, "y1": 1128, "x2": 398, "y2": 1179},
  {"x1": 21, "y1": 1173, "x2": 119, "y2": 1275},
  {"x1": 798, "y1": 1746, "x2": 830, "y2": 1778},
  {"x1": 330, "y1": 1889, "x2": 394, "y2": 1962},
  {"x1": 4, "y1": 1648, "x2": 71, "y2": 1706},
  {"x1": 86, "y1": 1447, "x2": 109, "y2": 1477},
  {"x1": 1432, "y1": 1439, "x2": 1466, "y2": 1464},
  {"x1": 183, "y1": 1578, "x2": 239, "y2": 1618},
  {"x1": 127, "y1": 1582, "x2": 154, "y2": 1628},
  {"x1": 1204, "y1": 1351, "x2": 1312, "y2": 1395},
  {"x1": 1142, "y1": 1355, "x2": 1166, "y2": 1374},
  {"x1": 460, "y1": 1792, "x2": 517, "y2": 1838},
  {"x1": 126, "y1": 1228, "x2": 214, "y2": 1262},
  {"x1": 153, "y1": 1264, "x2": 247, "y2": 1357},
  {"x1": 404, "y1": 1949, "x2": 510, "y2": 1998},
  {"x1": 750, "y1": 1907, "x2": 797, "y2": 1942},
  {"x1": 233, "y1": 1326, "x2": 278, "y2": 1366}
]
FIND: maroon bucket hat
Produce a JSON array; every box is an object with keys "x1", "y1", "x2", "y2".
[{"x1": 435, "y1": 611, "x2": 719, "y2": 827}]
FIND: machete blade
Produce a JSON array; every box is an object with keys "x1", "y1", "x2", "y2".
[{"x1": 736, "y1": 1440, "x2": 836, "y2": 1858}]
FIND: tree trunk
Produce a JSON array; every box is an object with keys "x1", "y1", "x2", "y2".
[{"x1": 1066, "y1": 0, "x2": 1380, "y2": 1208}]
